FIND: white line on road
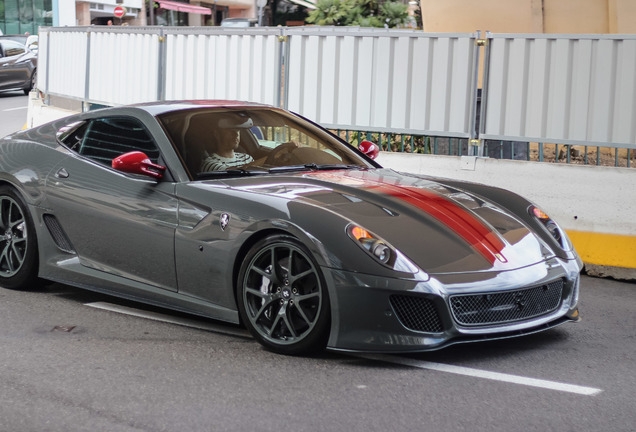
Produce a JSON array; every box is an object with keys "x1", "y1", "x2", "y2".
[
  {"x1": 356, "y1": 354, "x2": 603, "y2": 396},
  {"x1": 84, "y1": 301, "x2": 251, "y2": 338},
  {"x1": 2, "y1": 106, "x2": 28, "y2": 112},
  {"x1": 84, "y1": 302, "x2": 603, "y2": 396}
]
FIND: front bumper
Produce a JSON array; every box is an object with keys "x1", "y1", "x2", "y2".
[{"x1": 323, "y1": 258, "x2": 582, "y2": 353}]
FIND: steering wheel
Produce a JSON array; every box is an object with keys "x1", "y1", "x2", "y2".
[{"x1": 264, "y1": 141, "x2": 299, "y2": 166}]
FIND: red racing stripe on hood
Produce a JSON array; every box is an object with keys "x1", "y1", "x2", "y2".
[
  {"x1": 375, "y1": 183, "x2": 507, "y2": 264},
  {"x1": 306, "y1": 171, "x2": 507, "y2": 264}
]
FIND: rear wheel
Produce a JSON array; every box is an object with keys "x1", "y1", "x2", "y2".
[
  {"x1": 237, "y1": 234, "x2": 330, "y2": 355},
  {"x1": 0, "y1": 186, "x2": 40, "y2": 290},
  {"x1": 23, "y1": 69, "x2": 36, "y2": 95}
]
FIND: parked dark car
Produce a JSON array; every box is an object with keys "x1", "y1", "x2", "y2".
[
  {"x1": 0, "y1": 101, "x2": 583, "y2": 355},
  {"x1": 0, "y1": 38, "x2": 37, "y2": 94},
  {"x1": 0, "y1": 34, "x2": 28, "y2": 45}
]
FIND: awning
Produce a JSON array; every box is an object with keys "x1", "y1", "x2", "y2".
[
  {"x1": 287, "y1": 0, "x2": 317, "y2": 10},
  {"x1": 156, "y1": 0, "x2": 212, "y2": 15}
]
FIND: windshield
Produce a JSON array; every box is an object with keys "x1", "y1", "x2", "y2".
[{"x1": 158, "y1": 107, "x2": 375, "y2": 178}]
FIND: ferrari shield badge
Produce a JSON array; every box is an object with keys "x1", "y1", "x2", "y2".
[{"x1": 220, "y1": 213, "x2": 231, "y2": 231}]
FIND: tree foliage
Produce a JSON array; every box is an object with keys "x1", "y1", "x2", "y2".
[{"x1": 306, "y1": 0, "x2": 409, "y2": 28}]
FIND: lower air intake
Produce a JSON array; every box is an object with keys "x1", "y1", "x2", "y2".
[{"x1": 390, "y1": 295, "x2": 444, "y2": 333}]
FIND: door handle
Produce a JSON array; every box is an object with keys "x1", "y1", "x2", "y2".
[{"x1": 55, "y1": 168, "x2": 69, "y2": 179}]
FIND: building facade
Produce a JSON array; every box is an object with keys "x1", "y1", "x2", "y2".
[
  {"x1": 0, "y1": 0, "x2": 256, "y2": 32},
  {"x1": 0, "y1": 0, "x2": 53, "y2": 34},
  {"x1": 419, "y1": 0, "x2": 636, "y2": 34}
]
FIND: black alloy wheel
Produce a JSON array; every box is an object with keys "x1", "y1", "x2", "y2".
[
  {"x1": 0, "y1": 186, "x2": 40, "y2": 289},
  {"x1": 237, "y1": 234, "x2": 330, "y2": 355}
]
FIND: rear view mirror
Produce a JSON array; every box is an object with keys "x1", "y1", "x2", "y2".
[{"x1": 358, "y1": 140, "x2": 380, "y2": 160}]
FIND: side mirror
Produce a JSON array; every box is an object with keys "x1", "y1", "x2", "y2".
[
  {"x1": 358, "y1": 140, "x2": 380, "y2": 160},
  {"x1": 112, "y1": 151, "x2": 166, "y2": 180}
]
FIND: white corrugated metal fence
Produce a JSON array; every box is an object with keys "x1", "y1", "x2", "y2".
[{"x1": 38, "y1": 26, "x2": 636, "y2": 151}]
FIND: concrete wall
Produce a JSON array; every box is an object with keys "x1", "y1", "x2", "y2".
[
  {"x1": 609, "y1": 0, "x2": 636, "y2": 33},
  {"x1": 420, "y1": 0, "x2": 636, "y2": 34}
]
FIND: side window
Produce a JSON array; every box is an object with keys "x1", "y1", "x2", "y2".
[
  {"x1": 60, "y1": 122, "x2": 89, "y2": 152},
  {"x1": 1, "y1": 41, "x2": 26, "y2": 57},
  {"x1": 76, "y1": 117, "x2": 160, "y2": 166}
]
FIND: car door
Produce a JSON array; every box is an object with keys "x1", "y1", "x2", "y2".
[
  {"x1": 45, "y1": 116, "x2": 179, "y2": 291},
  {"x1": 0, "y1": 40, "x2": 29, "y2": 89}
]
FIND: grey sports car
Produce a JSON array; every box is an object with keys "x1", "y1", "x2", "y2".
[{"x1": 0, "y1": 101, "x2": 582, "y2": 355}]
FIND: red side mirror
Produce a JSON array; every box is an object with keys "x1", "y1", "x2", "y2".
[
  {"x1": 358, "y1": 140, "x2": 380, "y2": 160},
  {"x1": 112, "y1": 151, "x2": 166, "y2": 180}
]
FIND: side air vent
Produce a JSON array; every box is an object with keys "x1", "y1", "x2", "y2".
[{"x1": 43, "y1": 214, "x2": 76, "y2": 254}]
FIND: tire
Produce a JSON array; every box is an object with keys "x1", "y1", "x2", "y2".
[
  {"x1": 23, "y1": 69, "x2": 36, "y2": 95},
  {"x1": 237, "y1": 234, "x2": 330, "y2": 355},
  {"x1": 0, "y1": 186, "x2": 40, "y2": 290}
]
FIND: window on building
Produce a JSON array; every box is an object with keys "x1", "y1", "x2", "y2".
[
  {"x1": 0, "y1": 0, "x2": 52, "y2": 35},
  {"x1": 154, "y1": 8, "x2": 188, "y2": 26}
]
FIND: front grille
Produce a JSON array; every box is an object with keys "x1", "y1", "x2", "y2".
[
  {"x1": 390, "y1": 295, "x2": 444, "y2": 333},
  {"x1": 450, "y1": 279, "x2": 564, "y2": 326}
]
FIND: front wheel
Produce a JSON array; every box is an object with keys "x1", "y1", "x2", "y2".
[
  {"x1": 237, "y1": 234, "x2": 330, "y2": 355},
  {"x1": 0, "y1": 186, "x2": 40, "y2": 290}
]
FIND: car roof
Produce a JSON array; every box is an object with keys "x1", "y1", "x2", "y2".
[
  {"x1": 128, "y1": 100, "x2": 277, "y2": 116},
  {"x1": 0, "y1": 35, "x2": 29, "y2": 44}
]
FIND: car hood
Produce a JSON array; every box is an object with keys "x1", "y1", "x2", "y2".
[{"x1": 221, "y1": 169, "x2": 552, "y2": 274}]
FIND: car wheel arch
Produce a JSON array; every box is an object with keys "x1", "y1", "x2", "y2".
[
  {"x1": 234, "y1": 230, "x2": 332, "y2": 354},
  {"x1": 0, "y1": 183, "x2": 43, "y2": 290},
  {"x1": 231, "y1": 226, "x2": 327, "y2": 311},
  {"x1": 0, "y1": 180, "x2": 29, "y2": 204}
]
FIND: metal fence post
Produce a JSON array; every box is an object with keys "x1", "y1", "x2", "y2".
[
  {"x1": 43, "y1": 30, "x2": 50, "y2": 105},
  {"x1": 157, "y1": 28, "x2": 166, "y2": 101},
  {"x1": 83, "y1": 30, "x2": 92, "y2": 112},
  {"x1": 468, "y1": 31, "x2": 483, "y2": 156},
  {"x1": 477, "y1": 31, "x2": 493, "y2": 158},
  {"x1": 278, "y1": 28, "x2": 290, "y2": 110}
]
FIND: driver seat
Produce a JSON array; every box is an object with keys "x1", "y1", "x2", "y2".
[{"x1": 184, "y1": 115, "x2": 217, "y2": 176}]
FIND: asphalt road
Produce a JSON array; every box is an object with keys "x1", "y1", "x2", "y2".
[
  {"x1": 1, "y1": 92, "x2": 635, "y2": 432},
  {"x1": 0, "y1": 90, "x2": 29, "y2": 138},
  {"x1": 0, "y1": 275, "x2": 634, "y2": 432}
]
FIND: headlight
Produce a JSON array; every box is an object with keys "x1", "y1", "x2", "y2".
[
  {"x1": 347, "y1": 225, "x2": 421, "y2": 274},
  {"x1": 529, "y1": 206, "x2": 571, "y2": 250}
]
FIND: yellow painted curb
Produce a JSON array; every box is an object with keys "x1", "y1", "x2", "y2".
[{"x1": 567, "y1": 230, "x2": 636, "y2": 269}]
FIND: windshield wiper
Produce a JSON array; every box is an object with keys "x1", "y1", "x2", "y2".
[
  {"x1": 268, "y1": 164, "x2": 364, "y2": 173},
  {"x1": 196, "y1": 169, "x2": 269, "y2": 179},
  {"x1": 197, "y1": 165, "x2": 365, "y2": 178}
]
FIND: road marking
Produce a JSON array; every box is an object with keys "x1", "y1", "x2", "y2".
[
  {"x1": 3, "y1": 106, "x2": 28, "y2": 112},
  {"x1": 85, "y1": 302, "x2": 601, "y2": 396},
  {"x1": 356, "y1": 354, "x2": 603, "y2": 396},
  {"x1": 84, "y1": 302, "x2": 251, "y2": 338}
]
